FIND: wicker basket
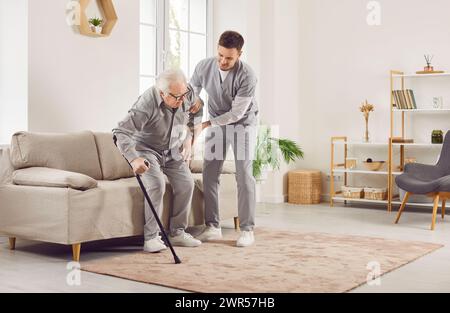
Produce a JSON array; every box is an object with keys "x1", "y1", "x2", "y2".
[
  {"x1": 364, "y1": 187, "x2": 387, "y2": 200},
  {"x1": 342, "y1": 186, "x2": 364, "y2": 199},
  {"x1": 288, "y1": 170, "x2": 322, "y2": 204}
]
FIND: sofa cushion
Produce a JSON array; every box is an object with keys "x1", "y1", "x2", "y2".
[
  {"x1": 13, "y1": 167, "x2": 98, "y2": 191},
  {"x1": 10, "y1": 131, "x2": 103, "y2": 180},
  {"x1": 93, "y1": 132, "x2": 134, "y2": 180}
]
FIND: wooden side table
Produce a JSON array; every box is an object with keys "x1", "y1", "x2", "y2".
[{"x1": 288, "y1": 170, "x2": 322, "y2": 204}]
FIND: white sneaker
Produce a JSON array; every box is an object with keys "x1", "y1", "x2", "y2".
[
  {"x1": 143, "y1": 236, "x2": 167, "y2": 253},
  {"x1": 196, "y1": 226, "x2": 223, "y2": 242},
  {"x1": 236, "y1": 231, "x2": 255, "y2": 247},
  {"x1": 169, "y1": 231, "x2": 202, "y2": 247}
]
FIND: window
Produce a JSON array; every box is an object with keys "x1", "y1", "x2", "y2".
[{"x1": 140, "y1": 0, "x2": 211, "y2": 94}]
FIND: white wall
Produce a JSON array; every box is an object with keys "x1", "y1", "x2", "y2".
[
  {"x1": 0, "y1": 0, "x2": 28, "y2": 144},
  {"x1": 28, "y1": 0, "x2": 139, "y2": 133},
  {"x1": 302, "y1": 0, "x2": 450, "y2": 198},
  {"x1": 213, "y1": 0, "x2": 450, "y2": 203}
]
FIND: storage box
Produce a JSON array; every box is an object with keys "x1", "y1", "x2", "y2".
[
  {"x1": 342, "y1": 186, "x2": 364, "y2": 199},
  {"x1": 364, "y1": 187, "x2": 387, "y2": 200},
  {"x1": 288, "y1": 170, "x2": 322, "y2": 204}
]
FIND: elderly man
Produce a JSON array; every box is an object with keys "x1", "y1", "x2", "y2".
[{"x1": 113, "y1": 69, "x2": 202, "y2": 253}]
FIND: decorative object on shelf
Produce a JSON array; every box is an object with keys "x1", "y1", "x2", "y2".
[
  {"x1": 364, "y1": 187, "x2": 387, "y2": 201},
  {"x1": 345, "y1": 157, "x2": 357, "y2": 169},
  {"x1": 392, "y1": 137, "x2": 414, "y2": 144},
  {"x1": 424, "y1": 54, "x2": 434, "y2": 72},
  {"x1": 253, "y1": 125, "x2": 304, "y2": 182},
  {"x1": 416, "y1": 55, "x2": 445, "y2": 74},
  {"x1": 404, "y1": 157, "x2": 416, "y2": 164},
  {"x1": 431, "y1": 130, "x2": 444, "y2": 144},
  {"x1": 360, "y1": 100, "x2": 375, "y2": 143},
  {"x1": 79, "y1": 0, "x2": 118, "y2": 37},
  {"x1": 288, "y1": 170, "x2": 322, "y2": 204},
  {"x1": 432, "y1": 96, "x2": 444, "y2": 109},
  {"x1": 363, "y1": 158, "x2": 385, "y2": 171},
  {"x1": 89, "y1": 16, "x2": 103, "y2": 34},
  {"x1": 341, "y1": 186, "x2": 364, "y2": 199}
]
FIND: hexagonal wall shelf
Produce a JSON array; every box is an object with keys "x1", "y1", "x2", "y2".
[{"x1": 79, "y1": 0, "x2": 118, "y2": 37}]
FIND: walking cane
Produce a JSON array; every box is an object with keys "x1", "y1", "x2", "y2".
[{"x1": 113, "y1": 135, "x2": 181, "y2": 264}]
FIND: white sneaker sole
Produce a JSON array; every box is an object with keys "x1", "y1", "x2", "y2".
[
  {"x1": 170, "y1": 241, "x2": 202, "y2": 247},
  {"x1": 196, "y1": 233, "x2": 223, "y2": 242}
]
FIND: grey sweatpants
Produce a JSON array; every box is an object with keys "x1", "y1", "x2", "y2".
[
  {"x1": 139, "y1": 151, "x2": 194, "y2": 241},
  {"x1": 203, "y1": 125, "x2": 257, "y2": 231}
]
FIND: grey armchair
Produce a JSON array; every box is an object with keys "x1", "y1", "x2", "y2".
[{"x1": 395, "y1": 131, "x2": 450, "y2": 230}]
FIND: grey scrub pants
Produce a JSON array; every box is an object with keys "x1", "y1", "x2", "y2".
[
  {"x1": 139, "y1": 151, "x2": 194, "y2": 241},
  {"x1": 203, "y1": 124, "x2": 257, "y2": 231}
]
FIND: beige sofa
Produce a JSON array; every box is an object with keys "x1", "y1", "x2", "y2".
[{"x1": 0, "y1": 131, "x2": 237, "y2": 261}]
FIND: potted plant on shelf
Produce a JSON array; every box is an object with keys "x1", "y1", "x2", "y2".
[
  {"x1": 253, "y1": 125, "x2": 304, "y2": 182},
  {"x1": 89, "y1": 17, "x2": 103, "y2": 34}
]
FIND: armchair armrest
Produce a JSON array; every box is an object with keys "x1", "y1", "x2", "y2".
[{"x1": 12, "y1": 167, "x2": 98, "y2": 191}]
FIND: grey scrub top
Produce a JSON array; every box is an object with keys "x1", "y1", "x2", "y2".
[{"x1": 190, "y1": 57, "x2": 258, "y2": 126}]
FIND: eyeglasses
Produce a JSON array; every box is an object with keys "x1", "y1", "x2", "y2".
[{"x1": 168, "y1": 90, "x2": 191, "y2": 101}]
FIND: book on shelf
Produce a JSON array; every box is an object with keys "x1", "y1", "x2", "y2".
[{"x1": 392, "y1": 89, "x2": 417, "y2": 109}]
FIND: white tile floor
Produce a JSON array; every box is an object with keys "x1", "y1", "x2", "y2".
[{"x1": 1, "y1": 202, "x2": 449, "y2": 293}]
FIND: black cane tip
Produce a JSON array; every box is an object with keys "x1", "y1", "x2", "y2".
[{"x1": 174, "y1": 256, "x2": 182, "y2": 264}]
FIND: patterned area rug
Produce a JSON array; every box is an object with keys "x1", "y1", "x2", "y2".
[{"x1": 82, "y1": 228, "x2": 443, "y2": 292}]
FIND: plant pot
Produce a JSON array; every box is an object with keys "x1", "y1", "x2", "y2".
[
  {"x1": 91, "y1": 25, "x2": 102, "y2": 34},
  {"x1": 256, "y1": 166, "x2": 271, "y2": 184},
  {"x1": 424, "y1": 66, "x2": 434, "y2": 72}
]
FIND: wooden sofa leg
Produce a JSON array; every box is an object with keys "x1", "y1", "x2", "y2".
[
  {"x1": 395, "y1": 192, "x2": 410, "y2": 224},
  {"x1": 72, "y1": 244, "x2": 81, "y2": 262},
  {"x1": 431, "y1": 195, "x2": 440, "y2": 231},
  {"x1": 442, "y1": 199, "x2": 446, "y2": 219},
  {"x1": 8, "y1": 237, "x2": 16, "y2": 250},
  {"x1": 234, "y1": 216, "x2": 240, "y2": 231}
]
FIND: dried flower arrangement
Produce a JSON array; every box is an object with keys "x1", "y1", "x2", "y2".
[{"x1": 360, "y1": 100, "x2": 375, "y2": 142}]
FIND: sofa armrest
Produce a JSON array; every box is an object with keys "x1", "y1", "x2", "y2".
[
  {"x1": 0, "y1": 147, "x2": 14, "y2": 185},
  {"x1": 12, "y1": 167, "x2": 98, "y2": 191}
]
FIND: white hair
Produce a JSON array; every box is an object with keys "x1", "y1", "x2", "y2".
[{"x1": 155, "y1": 69, "x2": 187, "y2": 94}]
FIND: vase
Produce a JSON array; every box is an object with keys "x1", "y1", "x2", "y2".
[{"x1": 363, "y1": 120, "x2": 370, "y2": 143}]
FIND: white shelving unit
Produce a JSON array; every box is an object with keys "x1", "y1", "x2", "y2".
[
  {"x1": 330, "y1": 137, "x2": 394, "y2": 207},
  {"x1": 392, "y1": 72, "x2": 450, "y2": 78},
  {"x1": 330, "y1": 71, "x2": 448, "y2": 210},
  {"x1": 333, "y1": 169, "x2": 403, "y2": 176},
  {"x1": 393, "y1": 108, "x2": 450, "y2": 112},
  {"x1": 388, "y1": 70, "x2": 448, "y2": 211}
]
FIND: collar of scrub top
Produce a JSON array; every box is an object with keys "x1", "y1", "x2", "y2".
[{"x1": 218, "y1": 59, "x2": 240, "y2": 98}]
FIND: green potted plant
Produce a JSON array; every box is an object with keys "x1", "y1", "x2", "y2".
[
  {"x1": 89, "y1": 16, "x2": 103, "y2": 34},
  {"x1": 253, "y1": 125, "x2": 304, "y2": 182}
]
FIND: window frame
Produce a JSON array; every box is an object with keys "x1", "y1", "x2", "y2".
[{"x1": 139, "y1": 0, "x2": 213, "y2": 93}]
